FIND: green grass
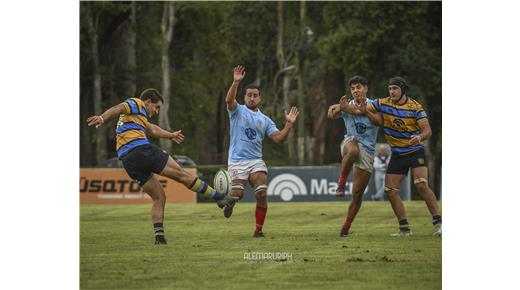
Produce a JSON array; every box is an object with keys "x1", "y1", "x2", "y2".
[{"x1": 81, "y1": 201, "x2": 441, "y2": 290}]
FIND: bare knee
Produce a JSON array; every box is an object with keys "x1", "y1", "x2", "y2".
[
  {"x1": 231, "y1": 190, "x2": 245, "y2": 200},
  {"x1": 414, "y1": 178, "x2": 430, "y2": 194},
  {"x1": 255, "y1": 191, "x2": 267, "y2": 199},
  {"x1": 385, "y1": 186, "x2": 399, "y2": 198}
]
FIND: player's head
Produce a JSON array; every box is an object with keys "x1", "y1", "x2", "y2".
[
  {"x1": 139, "y1": 88, "x2": 164, "y2": 117},
  {"x1": 388, "y1": 76, "x2": 408, "y2": 101},
  {"x1": 348, "y1": 75, "x2": 368, "y2": 101},
  {"x1": 244, "y1": 84, "x2": 261, "y2": 110},
  {"x1": 378, "y1": 144, "x2": 388, "y2": 156}
]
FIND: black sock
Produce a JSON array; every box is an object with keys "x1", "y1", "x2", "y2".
[
  {"x1": 399, "y1": 219, "x2": 410, "y2": 232},
  {"x1": 154, "y1": 223, "x2": 164, "y2": 239},
  {"x1": 432, "y1": 215, "x2": 442, "y2": 226}
]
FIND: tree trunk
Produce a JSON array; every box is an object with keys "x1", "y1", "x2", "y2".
[
  {"x1": 276, "y1": 1, "x2": 296, "y2": 164},
  {"x1": 323, "y1": 68, "x2": 345, "y2": 164},
  {"x1": 296, "y1": 0, "x2": 306, "y2": 165},
  {"x1": 159, "y1": 2, "x2": 176, "y2": 153},
  {"x1": 86, "y1": 2, "x2": 107, "y2": 166},
  {"x1": 122, "y1": 1, "x2": 137, "y2": 97}
]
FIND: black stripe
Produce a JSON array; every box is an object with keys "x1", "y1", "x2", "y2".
[
  {"x1": 200, "y1": 182, "x2": 208, "y2": 193},
  {"x1": 117, "y1": 128, "x2": 146, "y2": 135}
]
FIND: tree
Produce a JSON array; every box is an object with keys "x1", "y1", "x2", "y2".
[
  {"x1": 85, "y1": 2, "x2": 107, "y2": 165},
  {"x1": 159, "y1": 1, "x2": 176, "y2": 153}
]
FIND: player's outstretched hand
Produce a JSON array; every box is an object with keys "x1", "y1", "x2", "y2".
[
  {"x1": 233, "y1": 65, "x2": 246, "y2": 82},
  {"x1": 86, "y1": 115, "x2": 104, "y2": 128},
  {"x1": 285, "y1": 106, "x2": 299, "y2": 124},
  {"x1": 171, "y1": 130, "x2": 185, "y2": 144},
  {"x1": 356, "y1": 100, "x2": 367, "y2": 113},
  {"x1": 409, "y1": 135, "x2": 422, "y2": 145}
]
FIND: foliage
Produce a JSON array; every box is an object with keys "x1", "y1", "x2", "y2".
[{"x1": 80, "y1": 1, "x2": 441, "y2": 184}]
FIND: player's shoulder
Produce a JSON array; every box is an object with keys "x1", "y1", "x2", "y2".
[
  {"x1": 229, "y1": 103, "x2": 245, "y2": 114},
  {"x1": 378, "y1": 96, "x2": 392, "y2": 105},
  {"x1": 125, "y1": 97, "x2": 143, "y2": 105},
  {"x1": 366, "y1": 98, "x2": 377, "y2": 104},
  {"x1": 406, "y1": 97, "x2": 423, "y2": 110},
  {"x1": 258, "y1": 108, "x2": 274, "y2": 121}
]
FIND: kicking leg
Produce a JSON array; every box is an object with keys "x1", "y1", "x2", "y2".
[
  {"x1": 336, "y1": 139, "x2": 360, "y2": 196},
  {"x1": 160, "y1": 156, "x2": 236, "y2": 207},
  {"x1": 222, "y1": 179, "x2": 246, "y2": 218}
]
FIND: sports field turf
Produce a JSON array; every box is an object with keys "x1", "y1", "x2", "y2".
[{"x1": 81, "y1": 201, "x2": 441, "y2": 290}]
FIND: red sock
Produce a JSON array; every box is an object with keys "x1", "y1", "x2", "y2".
[
  {"x1": 343, "y1": 217, "x2": 353, "y2": 231},
  {"x1": 255, "y1": 206, "x2": 267, "y2": 232},
  {"x1": 338, "y1": 170, "x2": 348, "y2": 185}
]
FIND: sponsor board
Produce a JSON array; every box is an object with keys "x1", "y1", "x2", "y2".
[
  {"x1": 239, "y1": 167, "x2": 411, "y2": 202},
  {"x1": 80, "y1": 168, "x2": 197, "y2": 204}
]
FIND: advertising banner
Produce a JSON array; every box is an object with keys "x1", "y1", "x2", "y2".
[
  {"x1": 239, "y1": 166, "x2": 410, "y2": 202},
  {"x1": 80, "y1": 168, "x2": 197, "y2": 204}
]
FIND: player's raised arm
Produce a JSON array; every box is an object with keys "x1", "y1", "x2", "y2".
[
  {"x1": 339, "y1": 95, "x2": 363, "y2": 115},
  {"x1": 327, "y1": 104, "x2": 341, "y2": 119},
  {"x1": 358, "y1": 101, "x2": 383, "y2": 126},
  {"x1": 146, "y1": 122, "x2": 185, "y2": 144},
  {"x1": 226, "y1": 65, "x2": 246, "y2": 112},
  {"x1": 409, "y1": 118, "x2": 431, "y2": 145},
  {"x1": 86, "y1": 103, "x2": 128, "y2": 128},
  {"x1": 270, "y1": 106, "x2": 299, "y2": 143}
]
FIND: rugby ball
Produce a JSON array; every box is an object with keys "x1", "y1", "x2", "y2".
[{"x1": 213, "y1": 168, "x2": 232, "y2": 195}]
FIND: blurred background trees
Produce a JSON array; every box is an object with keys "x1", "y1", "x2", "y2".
[{"x1": 80, "y1": 1, "x2": 441, "y2": 192}]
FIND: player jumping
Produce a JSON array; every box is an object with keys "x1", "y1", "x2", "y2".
[
  {"x1": 222, "y1": 65, "x2": 299, "y2": 238},
  {"x1": 86, "y1": 88, "x2": 237, "y2": 245},
  {"x1": 327, "y1": 76, "x2": 379, "y2": 237}
]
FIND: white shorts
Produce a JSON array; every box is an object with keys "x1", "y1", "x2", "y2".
[
  {"x1": 228, "y1": 159, "x2": 268, "y2": 181},
  {"x1": 340, "y1": 136, "x2": 374, "y2": 173}
]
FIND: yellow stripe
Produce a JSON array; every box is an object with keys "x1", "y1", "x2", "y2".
[
  {"x1": 190, "y1": 178, "x2": 202, "y2": 192},
  {"x1": 116, "y1": 131, "x2": 147, "y2": 150},
  {"x1": 121, "y1": 102, "x2": 131, "y2": 114},
  {"x1": 202, "y1": 185, "x2": 214, "y2": 198},
  {"x1": 385, "y1": 135, "x2": 415, "y2": 148}
]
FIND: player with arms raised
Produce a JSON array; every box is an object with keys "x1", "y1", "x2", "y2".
[
  {"x1": 223, "y1": 65, "x2": 299, "y2": 237},
  {"x1": 328, "y1": 76, "x2": 379, "y2": 237}
]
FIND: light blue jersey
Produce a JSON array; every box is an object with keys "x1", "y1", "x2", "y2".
[
  {"x1": 228, "y1": 104, "x2": 279, "y2": 162},
  {"x1": 340, "y1": 98, "x2": 378, "y2": 155}
]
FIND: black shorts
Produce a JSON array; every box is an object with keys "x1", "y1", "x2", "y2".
[
  {"x1": 121, "y1": 144, "x2": 169, "y2": 186},
  {"x1": 387, "y1": 148, "x2": 428, "y2": 175}
]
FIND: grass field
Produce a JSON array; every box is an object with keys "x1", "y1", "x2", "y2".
[{"x1": 81, "y1": 201, "x2": 441, "y2": 290}]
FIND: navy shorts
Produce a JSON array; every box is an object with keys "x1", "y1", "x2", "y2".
[
  {"x1": 387, "y1": 148, "x2": 428, "y2": 175},
  {"x1": 121, "y1": 144, "x2": 169, "y2": 186}
]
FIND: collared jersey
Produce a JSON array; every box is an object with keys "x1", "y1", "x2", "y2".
[
  {"x1": 115, "y1": 98, "x2": 150, "y2": 157},
  {"x1": 340, "y1": 98, "x2": 378, "y2": 155},
  {"x1": 228, "y1": 104, "x2": 279, "y2": 162},
  {"x1": 371, "y1": 96, "x2": 428, "y2": 156}
]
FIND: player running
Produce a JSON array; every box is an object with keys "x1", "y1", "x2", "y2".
[
  {"x1": 327, "y1": 76, "x2": 379, "y2": 237},
  {"x1": 223, "y1": 65, "x2": 299, "y2": 238},
  {"x1": 86, "y1": 88, "x2": 237, "y2": 245},
  {"x1": 359, "y1": 77, "x2": 442, "y2": 237}
]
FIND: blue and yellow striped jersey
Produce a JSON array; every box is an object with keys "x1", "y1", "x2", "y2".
[
  {"x1": 371, "y1": 97, "x2": 428, "y2": 156},
  {"x1": 115, "y1": 98, "x2": 150, "y2": 157}
]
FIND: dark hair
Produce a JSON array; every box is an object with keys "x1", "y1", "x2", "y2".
[
  {"x1": 139, "y1": 88, "x2": 164, "y2": 103},
  {"x1": 245, "y1": 84, "x2": 261, "y2": 95},
  {"x1": 388, "y1": 76, "x2": 409, "y2": 95},
  {"x1": 348, "y1": 75, "x2": 368, "y2": 87}
]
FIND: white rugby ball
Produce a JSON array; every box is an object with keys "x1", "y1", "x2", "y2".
[{"x1": 213, "y1": 169, "x2": 232, "y2": 195}]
